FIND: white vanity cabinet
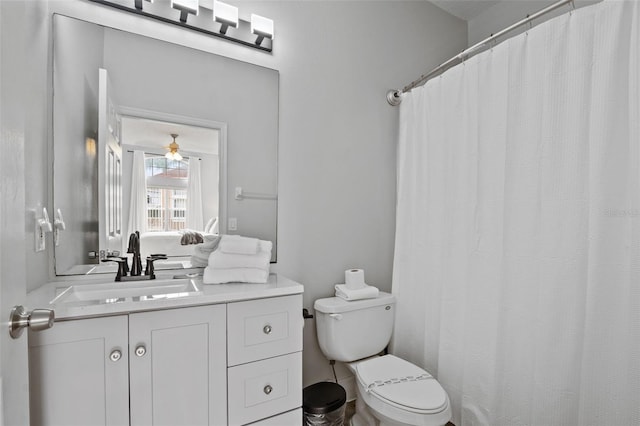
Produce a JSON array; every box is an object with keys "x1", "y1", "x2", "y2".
[
  {"x1": 27, "y1": 286, "x2": 303, "y2": 426},
  {"x1": 28, "y1": 304, "x2": 227, "y2": 426}
]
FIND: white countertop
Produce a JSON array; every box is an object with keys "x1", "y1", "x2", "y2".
[{"x1": 28, "y1": 273, "x2": 304, "y2": 321}]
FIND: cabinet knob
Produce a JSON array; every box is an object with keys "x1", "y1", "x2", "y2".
[
  {"x1": 263, "y1": 385, "x2": 273, "y2": 395},
  {"x1": 263, "y1": 325, "x2": 272, "y2": 335},
  {"x1": 109, "y1": 349, "x2": 122, "y2": 362},
  {"x1": 135, "y1": 345, "x2": 147, "y2": 357}
]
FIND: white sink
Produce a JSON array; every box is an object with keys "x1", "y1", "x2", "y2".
[{"x1": 51, "y1": 279, "x2": 201, "y2": 305}]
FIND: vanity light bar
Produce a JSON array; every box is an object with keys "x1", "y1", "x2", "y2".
[
  {"x1": 171, "y1": 0, "x2": 199, "y2": 23},
  {"x1": 250, "y1": 14, "x2": 274, "y2": 46},
  {"x1": 213, "y1": 0, "x2": 239, "y2": 35},
  {"x1": 88, "y1": 0, "x2": 273, "y2": 52}
]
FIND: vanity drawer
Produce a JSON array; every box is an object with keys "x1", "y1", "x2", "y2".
[
  {"x1": 227, "y1": 294, "x2": 303, "y2": 366},
  {"x1": 228, "y1": 352, "x2": 302, "y2": 425},
  {"x1": 245, "y1": 408, "x2": 302, "y2": 425}
]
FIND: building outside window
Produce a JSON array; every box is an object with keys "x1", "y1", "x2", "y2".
[{"x1": 144, "y1": 154, "x2": 188, "y2": 231}]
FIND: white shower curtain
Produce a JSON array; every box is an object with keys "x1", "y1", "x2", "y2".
[
  {"x1": 391, "y1": 1, "x2": 639, "y2": 425},
  {"x1": 127, "y1": 150, "x2": 147, "y2": 236},
  {"x1": 186, "y1": 158, "x2": 204, "y2": 231}
]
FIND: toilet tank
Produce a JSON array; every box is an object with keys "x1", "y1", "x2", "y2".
[{"x1": 314, "y1": 292, "x2": 395, "y2": 363}]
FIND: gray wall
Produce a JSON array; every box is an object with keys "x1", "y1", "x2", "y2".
[
  {"x1": 5, "y1": 0, "x2": 467, "y2": 389},
  {"x1": 241, "y1": 0, "x2": 467, "y2": 388}
]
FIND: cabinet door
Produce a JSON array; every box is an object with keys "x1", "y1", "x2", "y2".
[
  {"x1": 129, "y1": 304, "x2": 227, "y2": 426},
  {"x1": 28, "y1": 315, "x2": 129, "y2": 426}
]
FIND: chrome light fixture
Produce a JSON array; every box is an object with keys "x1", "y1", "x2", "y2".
[
  {"x1": 171, "y1": 0, "x2": 199, "y2": 23},
  {"x1": 89, "y1": 0, "x2": 275, "y2": 52},
  {"x1": 213, "y1": 0, "x2": 238, "y2": 35},
  {"x1": 165, "y1": 134, "x2": 183, "y2": 161},
  {"x1": 251, "y1": 14, "x2": 274, "y2": 46}
]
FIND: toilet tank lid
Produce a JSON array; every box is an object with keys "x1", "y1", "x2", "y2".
[{"x1": 314, "y1": 292, "x2": 395, "y2": 314}]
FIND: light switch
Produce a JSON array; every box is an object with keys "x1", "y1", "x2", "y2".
[{"x1": 228, "y1": 217, "x2": 238, "y2": 231}]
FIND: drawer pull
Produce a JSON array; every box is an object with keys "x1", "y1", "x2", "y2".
[
  {"x1": 135, "y1": 345, "x2": 147, "y2": 357},
  {"x1": 263, "y1": 384, "x2": 273, "y2": 395},
  {"x1": 109, "y1": 349, "x2": 122, "y2": 362},
  {"x1": 263, "y1": 325, "x2": 272, "y2": 335}
]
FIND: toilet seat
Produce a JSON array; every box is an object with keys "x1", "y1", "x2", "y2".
[{"x1": 355, "y1": 355, "x2": 449, "y2": 414}]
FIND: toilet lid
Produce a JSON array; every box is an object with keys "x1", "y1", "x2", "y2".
[{"x1": 356, "y1": 355, "x2": 448, "y2": 413}]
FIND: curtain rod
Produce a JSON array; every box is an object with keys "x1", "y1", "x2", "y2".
[{"x1": 387, "y1": 0, "x2": 575, "y2": 106}]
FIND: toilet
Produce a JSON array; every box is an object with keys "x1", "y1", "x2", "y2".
[{"x1": 314, "y1": 292, "x2": 451, "y2": 426}]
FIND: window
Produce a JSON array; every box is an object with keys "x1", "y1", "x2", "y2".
[{"x1": 144, "y1": 155, "x2": 189, "y2": 231}]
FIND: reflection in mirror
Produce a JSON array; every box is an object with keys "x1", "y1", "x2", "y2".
[
  {"x1": 53, "y1": 14, "x2": 279, "y2": 276},
  {"x1": 121, "y1": 116, "x2": 222, "y2": 262}
]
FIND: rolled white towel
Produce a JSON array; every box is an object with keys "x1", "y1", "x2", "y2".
[
  {"x1": 203, "y1": 266, "x2": 269, "y2": 284},
  {"x1": 194, "y1": 236, "x2": 221, "y2": 255},
  {"x1": 190, "y1": 235, "x2": 221, "y2": 267},
  {"x1": 335, "y1": 284, "x2": 379, "y2": 301},
  {"x1": 208, "y1": 244, "x2": 271, "y2": 270},
  {"x1": 190, "y1": 251, "x2": 209, "y2": 268},
  {"x1": 219, "y1": 235, "x2": 260, "y2": 255}
]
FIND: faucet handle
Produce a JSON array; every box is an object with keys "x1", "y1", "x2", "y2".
[
  {"x1": 102, "y1": 258, "x2": 128, "y2": 281},
  {"x1": 114, "y1": 256, "x2": 130, "y2": 275},
  {"x1": 144, "y1": 255, "x2": 168, "y2": 279}
]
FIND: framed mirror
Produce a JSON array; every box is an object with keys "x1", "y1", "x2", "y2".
[{"x1": 52, "y1": 14, "x2": 279, "y2": 276}]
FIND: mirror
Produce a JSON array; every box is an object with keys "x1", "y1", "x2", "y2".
[{"x1": 53, "y1": 14, "x2": 279, "y2": 276}]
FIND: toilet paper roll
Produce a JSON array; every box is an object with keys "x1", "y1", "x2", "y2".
[{"x1": 345, "y1": 269, "x2": 366, "y2": 290}]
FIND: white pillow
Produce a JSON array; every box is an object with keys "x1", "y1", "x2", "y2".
[{"x1": 204, "y1": 217, "x2": 217, "y2": 234}]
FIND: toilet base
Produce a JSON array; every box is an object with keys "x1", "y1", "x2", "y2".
[{"x1": 350, "y1": 394, "x2": 378, "y2": 426}]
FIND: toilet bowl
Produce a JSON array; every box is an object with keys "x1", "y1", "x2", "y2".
[{"x1": 314, "y1": 292, "x2": 451, "y2": 426}]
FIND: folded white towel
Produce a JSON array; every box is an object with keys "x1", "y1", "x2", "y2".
[
  {"x1": 335, "y1": 284, "x2": 379, "y2": 301},
  {"x1": 208, "y1": 243, "x2": 272, "y2": 270},
  {"x1": 219, "y1": 235, "x2": 260, "y2": 255},
  {"x1": 203, "y1": 266, "x2": 269, "y2": 284}
]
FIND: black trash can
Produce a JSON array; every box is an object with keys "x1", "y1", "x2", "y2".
[{"x1": 303, "y1": 382, "x2": 347, "y2": 426}]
